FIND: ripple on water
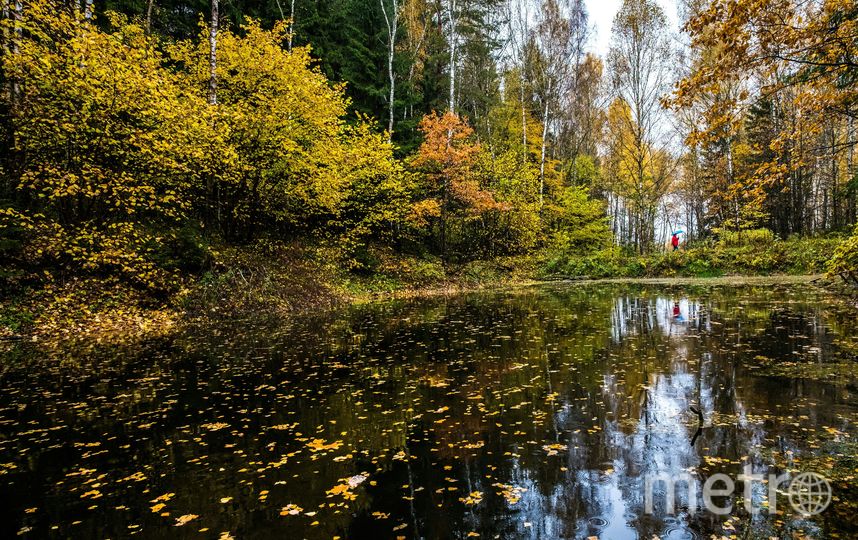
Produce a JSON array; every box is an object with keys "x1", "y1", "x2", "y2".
[
  {"x1": 662, "y1": 525, "x2": 698, "y2": 540},
  {"x1": 587, "y1": 516, "x2": 608, "y2": 528}
]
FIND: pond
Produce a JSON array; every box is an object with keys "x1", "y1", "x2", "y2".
[{"x1": 1, "y1": 279, "x2": 856, "y2": 539}]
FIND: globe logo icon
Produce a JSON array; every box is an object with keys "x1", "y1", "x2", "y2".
[{"x1": 788, "y1": 472, "x2": 832, "y2": 516}]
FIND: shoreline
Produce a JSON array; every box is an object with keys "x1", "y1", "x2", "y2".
[
  {"x1": 0, "y1": 272, "x2": 846, "y2": 354},
  {"x1": 350, "y1": 273, "x2": 826, "y2": 301}
]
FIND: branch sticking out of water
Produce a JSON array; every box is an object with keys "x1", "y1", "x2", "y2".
[{"x1": 689, "y1": 405, "x2": 704, "y2": 447}]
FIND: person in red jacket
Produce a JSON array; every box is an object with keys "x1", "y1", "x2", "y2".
[{"x1": 671, "y1": 233, "x2": 680, "y2": 251}]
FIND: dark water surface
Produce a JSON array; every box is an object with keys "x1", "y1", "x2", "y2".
[{"x1": 1, "y1": 280, "x2": 857, "y2": 539}]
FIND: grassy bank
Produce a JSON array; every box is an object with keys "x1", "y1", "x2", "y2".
[
  {"x1": 541, "y1": 234, "x2": 844, "y2": 279},
  {"x1": 0, "y1": 233, "x2": 854, "y2": 350}
]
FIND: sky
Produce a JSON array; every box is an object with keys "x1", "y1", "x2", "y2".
[{"x1": 584, "y1": 0, "x2": 682, "y2": 57}]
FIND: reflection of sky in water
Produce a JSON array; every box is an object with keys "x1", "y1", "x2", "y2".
[
  {"x1": 0, "y1": 282, "x2": 855, "y2": 539},
  {"x1": 468, "y1": 288, "x2": 851, "y2": 539}
]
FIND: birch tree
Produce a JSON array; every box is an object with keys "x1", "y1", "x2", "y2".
[
  {"x1": 287, "y1": 0, "x2": 295, "y2": 52},
  {"x1": 208, "y1": 0, "x2": 217, "y2": 105},
  {"x1": 533, "y1": 0, "x2": 571, "y2": 205},
  {"x1": 444, "y1": 0, "x2": 458, "y2": 112},
  {"x1": 145, "y1": 0, "x2": 155, "y2": 32},
  {"x1": 380, "y1": 0, "x2": 399, "y2": 139}
]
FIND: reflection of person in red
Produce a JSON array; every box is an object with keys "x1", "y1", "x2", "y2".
[
  {"x1": 673, "y1": 302, "x2": 681, "y2": 318},
  {"x1": 671, "y1": 233, "x2": 680, "y2": 251}
]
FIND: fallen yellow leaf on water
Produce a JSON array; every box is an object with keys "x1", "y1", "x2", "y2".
[
  {"x1": 150, "y1": 503, "x2": 166, "y2": 513},
  {"x1": 306, "y1": 438, "x2": 342, "y2": 452},
  {"x1": 328, "y1": 484, "x2": 350, "y2": 496},
  {"x1": 280, "y1": 504, "x2": 303, "y2": 516},
  {"x1": 460, "y1": 491, "x2": 483, "y2": 505},
  {"x1": 174, "y1": 514, "x2": 198, "y2": 527},
  {"x1": 150, "y1": 493, "x2": 175, "y2": 503}
]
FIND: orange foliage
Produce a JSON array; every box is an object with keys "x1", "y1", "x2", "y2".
[{"x1": 411, "y1": 112, "x2": 505, "y2": 218}]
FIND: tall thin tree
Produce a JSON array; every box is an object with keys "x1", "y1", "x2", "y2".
[
  {"x1": 445, "y1": 0, "x2": 458, "y2": 112},
  {"x1": 380, "y1": 0, "x2": 400, "y2": 139},
  {"x1": 145, "y1": 0, "x2": 155, "y2": 32},
  {"x1": 287, "y1": 0, "x2": 295, "y2": 52},
  {"x1": 208, "y1": 0, "x2": 218, "y2": 105}
]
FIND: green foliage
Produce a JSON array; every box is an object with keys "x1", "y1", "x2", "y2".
[
  {"x1": 149, "y1": 225, "x2": 212, "y2": 274},
  {"x1": 542, "y1": 248, "x2": 623, "y2": 278},
  {"x1": 541, "y1": 236, "x2": 841, "y2": 279},
  {"x1": 334, "y1": 122, "x2": 415, "y2": 268},
  {"x1": 827, "y1": 226, "x2": 858, "y2": 283},
  {"x1": 472, "y1": 146, "x2": 542, "y2": 255},
  {"x1": 548, "y1": 186, "x2": 612, "y2": 254},
  {"x1": 716, "y1": 227, "x2": 776, "y2": 247},
  {"x1": 567, "y1": 155, "x2": 600, "y2": 186}
]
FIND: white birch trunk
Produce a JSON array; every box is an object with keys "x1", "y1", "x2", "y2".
[
  {"x1": 208, "y1": 0, "x2": 218, "y2": 105},
  {"x1": 446, "y1": 0, "x2": 457, "y2": 113},
  {"x1": 380, "y1": 0, "x2": 399, "y2": 139},
  {"x1": 288, "y1": 0, "x2": 295, "y2": 52}
]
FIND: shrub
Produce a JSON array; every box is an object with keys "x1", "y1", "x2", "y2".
[
  {"x1": 717, "y1": 228, "x2": 776, "y2": 247},
  {"x1": 827, "y1": 227, "x2": 858, "y2": 284},
  {"x1": 407, "y1": 258, "x2": 446, "y2": 285}
]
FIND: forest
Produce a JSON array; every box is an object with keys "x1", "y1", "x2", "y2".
[
  {"x1": 2, "y1": 2, "x2": 858, "y2": 538},
  {"x1": 1, "y1": 0, "x2": 857, "y2": 336}
]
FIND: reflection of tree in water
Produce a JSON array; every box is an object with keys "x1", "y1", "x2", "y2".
[{"x1": 0, "y1": 284, "x2": 855, "y2": 539}]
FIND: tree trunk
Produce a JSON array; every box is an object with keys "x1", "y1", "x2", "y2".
[
  {"x1": 848, "y1": 113, "x2": 856, "y2": 224},
  {"x1": 208, "y1": 0, "x2": 218, "y2": 106},
  {"x1": 145, "y1": 0, "x2": 155, "y2": 32},
  {"x1": 440, "y1": 173, "x2": 448, "y2": 263},
  {"x1": 539, "y1": 79, "x2": 551, "y2": 207},
  {"x1": 288, "y1": 0, "x2": 295, "y2": 52},
  {"x1": 446, "y1": 0, "x2": 456, "y2": 113},
  {"x1": 520, "y1": 77, "x2": 527, "y2": 164},
  {"x1": 380, "y1": 0, "x2": 398, "y2": 140}
]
